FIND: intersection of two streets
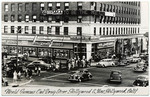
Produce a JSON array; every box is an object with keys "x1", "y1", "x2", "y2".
[{"x1": 21, "y1": 62, "x2": 148, "y2": 87}]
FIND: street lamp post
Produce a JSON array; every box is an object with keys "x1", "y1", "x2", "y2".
[{"x1": 16, "y1": 28, "x2": 22, "y2": 71}]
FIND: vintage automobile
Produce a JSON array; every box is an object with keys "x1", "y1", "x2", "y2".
[
  {"x1": 128, "y1": 55, "x2": 141, "y2": 63},
  {"x1": 109, "y1": 70, "x2": 122, "y2": 83},
  {"x1": 118, "y1": 59, "x2": 130, "y2": 66},
  {"x1": 133, "y1": 75, "x2": 149, "y2": 87},
  {"x1": 133, "y1": 62, "x2": 147, "y2": 72},
  {"x1": 96, "y1": 59, "x2": 117, "y2": 67},
  {"x1": 27, "y1": 60, "x2": 51, "y2": 70},
  {"x1": 68, "y1": 69, "x2": 92, "y2": 82}
]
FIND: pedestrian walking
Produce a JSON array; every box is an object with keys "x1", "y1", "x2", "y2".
[
  {"x1": 13, "y1": 71, "x2": 17, "y2": 83},
  {"x1": 24, "y1": 68, "x2": 28, "y2": 78},
  {"x1": 38, "y1": 67, "x2": 41, "y2": 76},
  {"x1": 28, "y1": 69, "x2": 32, "y2": 79},
  {"x1": 18, "y1": 71, "x2": 21, "y2": 81}
]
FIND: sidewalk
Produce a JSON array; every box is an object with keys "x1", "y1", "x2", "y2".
[{"x1": 2, "y1": 76, "x2": 33, "y2": 87}]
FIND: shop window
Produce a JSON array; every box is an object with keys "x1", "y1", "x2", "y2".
[
  {"x1": 32, "y1": 15, "x2": 37, "y2": 22},
  {"x1": 47, "y1": 27, "x2": 51, "y2": 34},
  {"x1": 64, "y1": 2, "x2": 69, "y2": 10},
  {"x1": 94, "y1": 27, "x2": 96, "y2": 35},
  {"x1": 4, "y1": 15, "x2": 8, "y2": 22},
  {"x1": 4, "y1": 26, "x2": 8, "y2": 33},
  {"x1": 48, "y1": 3, "x2": 52, "y2": 10},
  {"x1": 10, "y1": 15, "x2": 15, "y2": 22},
  {"x1": 25, "y1": 3, "x2": 29, "y2": 11},
  {"x1": 11, "y1": 4, "x2": 15, "y2": 11},
  {"x1": 47, "y1": 16, "x2": 52, "y2": 22},
  {"x1": 40, "y1": 15, "x2": 44, "y2": 22},
  {"x1": 32, "y1": 26, "x2": 36, "y2": 34},
  {"x1": 18, "y1": 15, "x2": 22, "y2": 22},
  {"x1": 11, "y1": 26, "x2": 14, "y2": 33},
  {"x1": 77, "y1": 2, "x2": 82, "y2": 10},
  {"x1": 64, "y1": 16, "x2": 69, "y2": 23},
  {"x1": 39, "y1": 26, "x2": 44, "y2": 34},
  {"x1": 77, "y1": 16, "x2": 82, "y2": 23},
  {"x1": 40, "y1": 3, "x2": 45, "y2": 11},
  {"x1": 56, "y1": 3, "x2": 60, "y2": 10},
  {"x1": 25, "y1": 26, "x2": 29, "y2": 34},
  {"x1": 25, "y1": 15, "x2": 29, "y2": 22},
  {"x1": 99, "y1": 27, "x2": 101, "y2": 35},
  {"x1": 55, "y1": 27, "x2": 60, "y2": 35},
  {"x1": 17, "y1": 26, "x2": 22, "y2": 33},
  {"x1": 64, "y1": 27, "x2": 68, "y2": 35},
  {"x1": 77, "y1": 27, "x2": 82, "y2": 35},
  {"x1": 32, "y1": 3, "x2": 37, "y2": 11},
  {"x1": 4, "y1": 4, "x2": 8, "y2": 11},
  {"x1": 18, "y1": 3, "x2": 22, "y2": 11}
]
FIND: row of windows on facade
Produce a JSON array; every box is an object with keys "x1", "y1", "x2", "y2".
[
  {"x1": 4, "y1": 2, "x2": 140, "y2": 16},
  {"x1": 4, "y1": 15, "x2": 140, "y2": 24},
  {"x1": 3, "y1": 26, "x2": 139, "y2": 36}
]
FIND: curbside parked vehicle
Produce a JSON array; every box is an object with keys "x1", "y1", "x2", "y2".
[
  {"x1": 133, "y1": 62, "x2": 147, "y2": 72},
  {"x1": 109, "y1": 70, "x2": 122, "y2": 83},
  {"x1": 133, "y1": 75, "x2": 148, "y2": 87},
  {"x1": 96, "y1": 59, "x2": 117, "y2": 67},
  {"x1": 68, "y1": 69, "x2": 92, "y2": 82}
]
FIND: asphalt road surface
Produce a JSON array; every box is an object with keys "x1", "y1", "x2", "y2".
[{"x1": 24, "y1": 63, "x2": 148, "y2": 87}]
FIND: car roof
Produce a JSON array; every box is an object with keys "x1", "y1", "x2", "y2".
[
  {"x1": 111, "y1": 70, "x2": 121, "y2": 72},
  {"x1": 137, "y1": 75, "x2": 148, "y2": 79}
]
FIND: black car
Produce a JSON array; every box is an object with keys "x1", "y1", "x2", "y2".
[{"x1": 133, "y1": 75, "x2": 149, "y2": 87}]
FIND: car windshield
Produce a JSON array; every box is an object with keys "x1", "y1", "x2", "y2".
[
  {"x1": 137, "y1": 76, "x2": 147, "y2": 81},
  {"x1": 101, "y1": 59, "x2": 112, "y2": 62},
  {"x1": 33, "y1": 62, "x2": 40, "y2": 64},
  {"x1": 112, "y1": 71, "x2": 120, "y2": 74}
]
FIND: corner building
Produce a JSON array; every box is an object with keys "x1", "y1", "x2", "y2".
[{"x1": 2, "y1": 1, "x2": 144, "y2": 61}]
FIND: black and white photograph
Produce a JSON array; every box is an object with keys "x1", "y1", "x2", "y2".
[{"x1": 1, "y1": 0, "x2": 149, "y2": 96}]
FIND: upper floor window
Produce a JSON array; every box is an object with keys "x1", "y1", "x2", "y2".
[
  {"x1": 40, "y1": 3, "x2": 45, "y2": 11},
  {"x1": 94, "y1": 27, "x2": 96, "y2": 35},
  {"x1": 4, "y1": 15, "x2": 8, "y2": 22},
  {"x1": 32, "y1": 15, "x2": 37, "y2": 22},
  {"x1": 55, "y1": 16, "x2": 61, "y2": 23},
  {"x1": 47, "y1": 27, "x2": 51, "y2": 34},
  {"x1": 64, "y1": 27, "x2": 68, "y2": 35},
  {"x1": 25, "y1": 15, "x2": 29, "y2": 22},
  {"x1": 48, "y1": 3, "x2": 52, "y2": 10},
  {"x1": 39, "y1": 26, "x2": 44, "y2": 34},
  {"x1": 4, "y1": 26, "x2": 8, "y2": 33},
  {"x1": 77, "y1": 27, "x2": 82, "y2": 35},
  {"x1": 11, "y1": 26, "x2": 15, "y2": 33},
  {"x1": 18, "y1": 3, "x2": 22, "y2": 11},
  {"x1": 56, "y1": 3, "x2": 60, "y2": 10},
  {"x1": 77, "y1": 2, "x2": 82, "y2": 10},
  {"x1": 32, "y1": 26, "x2": 36, "y2": 34},
  {"x1": 40, "y1": 15, "x2": 44, "y2": 22},
  {"x1": 25, "y1": 26, "x2": 29, "y2": 34},
  {"x1": 17, "y1": 26, "x2": 22, "y2": 33},
  {"x1": 47, "y1": 16, "x2": 52, "y2": 22},
  {"x1": 99, "y1": 27, "x2": 102, "y2": 35},
  {"x1": 64, "y1": 16, "x2": 69, "y2": 23},
  {"x1": 18, "y1": 15, "x2": 22, "y2": 22},
  {"x1": 32, "y1": 3, "x2": 37, "y2": 11},
  {"x1": 11, "y1": 4, "x2": 15, "y2": 11},
  {"x1": 4, "y1": 4, "x2": 8, "y2": 11},
  {"x1": 77, "y1": 16, "x2": 82, "y2": 23},
  {"x1": 25, "y1": 3, "x2": 29, "y2": 11},
  {"x1": 64, "y1": 2, "x2": 69, "y2": 10},
  {"x1": 10, "y1": 15, "x2": 15, "y2": 22},
  {"x1": 55, "y1": 27, "x2": 60, "y2": 35}
]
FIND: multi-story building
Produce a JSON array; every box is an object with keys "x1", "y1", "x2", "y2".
[{"x1": 2, "y1": 1, "x2": 144, "y2": 61}]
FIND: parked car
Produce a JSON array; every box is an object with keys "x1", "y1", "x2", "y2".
[
  {"x1": 133, "y1": 62, "x2": 147, "y2": 72},
  {"x1": 68, "y1": 69, "x2": 92, "y2": 82},
  {"x1": 133, "y1": 75, "x2": 148, "y2": 87},
  {"x1": 128, "y1": 54, "x2": 141, "y2": 63},
  {"x1": 109, "y1": 70, "x2": 122, "y2": 83},
  {"x1": 27, "y1": 60, "x2": 51, "y2": 70},
  {"x1": 96, "y1": 59, "x2": 117, "y2": 67}
]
